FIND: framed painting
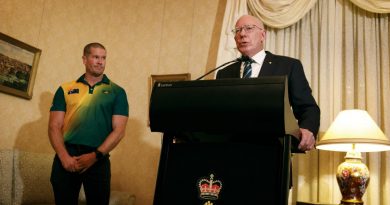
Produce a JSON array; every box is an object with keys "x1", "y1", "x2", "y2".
[
  {"x1": 149, "y1": 73, "x2": 191, "y2": 96},
  {"x1": 0, "y1": 32, "x2": 41, "y2": 99}
]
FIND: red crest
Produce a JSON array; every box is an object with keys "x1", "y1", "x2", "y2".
[{"x1": 197, "y1": 174, "x2": 222, "y2": 200}]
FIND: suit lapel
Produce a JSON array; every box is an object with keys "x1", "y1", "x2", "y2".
[
  {"x1": 228, "y1": 62, "x2": 241, "y2": 78},
  {"x1": 258, "y1": 51, "x2": 275, "y2": 77}
]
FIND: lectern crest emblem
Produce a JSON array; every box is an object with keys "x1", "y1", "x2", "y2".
[{"x1": 197, "y1": 174, "x2": 223, "y2": 201}]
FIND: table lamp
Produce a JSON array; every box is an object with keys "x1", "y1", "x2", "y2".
[{"x1": 316, "y1": 109, "x2": 390, "y2": 205}]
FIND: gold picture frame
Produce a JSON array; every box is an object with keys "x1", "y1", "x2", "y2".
[
  {"x1": 148, "y1": 73, "x2": 191, "y2": 126},
  {"x1": 0, "y1": 32, "x2": 41, "y2": 99},
  {"x1": 149, "y1": 73, "x2": 191, "y2": 96}
]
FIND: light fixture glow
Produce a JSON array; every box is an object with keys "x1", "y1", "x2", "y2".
[{"x1": 316, "y1": 109, "x2": 390, "y2": 152}]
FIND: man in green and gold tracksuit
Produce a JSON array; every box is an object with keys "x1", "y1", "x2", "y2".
[{"x1": 48, "y1": 42, "x2": 129, "y2": 205}]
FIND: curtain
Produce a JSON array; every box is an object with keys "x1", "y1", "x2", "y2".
[
  {"x1": 350, "y1": 0, "x2": 390, "y2": 13},
  {"x1": 216, "y1": 0, "x2": 390, "y2": 204},
  {"x1": 247, "y1": 0, "x2": 317, "y2": 28},
  {"x1": 246, "y1": 0, "x2": 390, "y2": 29}
]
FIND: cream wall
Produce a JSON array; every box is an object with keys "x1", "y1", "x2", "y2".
[{"x1": 0, "y1": 0, "x2": 226, "y2": 204}]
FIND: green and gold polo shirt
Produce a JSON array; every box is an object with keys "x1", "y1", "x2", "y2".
[{"x1": 50, "y1": 74, "x2": 129, "y2": 147}]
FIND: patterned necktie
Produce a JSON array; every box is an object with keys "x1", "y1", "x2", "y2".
[{"x1": 242, "y1": 58, "x2": 254, "y2": 78}]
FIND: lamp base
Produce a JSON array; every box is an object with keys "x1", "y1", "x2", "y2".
[
  {"x1": 340, "y1": 200, "x2": 363, "y2": 205},
  {"x1": 336, "y1": 151, "x2": 369, "y2": 205}
]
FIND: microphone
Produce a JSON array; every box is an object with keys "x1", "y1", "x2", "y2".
[{"x1": 196, "y1": 57, "x2": 242, "y2": 80}]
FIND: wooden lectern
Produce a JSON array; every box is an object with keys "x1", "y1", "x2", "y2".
[{"x1": 149, "y1": 77, "x2": 300, "y2": 205}]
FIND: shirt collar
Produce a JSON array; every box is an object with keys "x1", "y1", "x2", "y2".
[
  {"x1": 77, "y1": 74, "x2": 110, "y2": 85},
  {"x1": 250, "y1": 49, "x2": 266, "y2": 64}
]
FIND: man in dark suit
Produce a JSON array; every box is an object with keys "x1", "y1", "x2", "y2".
[{"x1": 216, "y1": 15, "x2": 320, "y2": 152}]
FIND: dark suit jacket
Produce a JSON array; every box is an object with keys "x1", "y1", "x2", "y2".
[{"x1": 216, "y1": 51, "x2": 320, "y2": 136}]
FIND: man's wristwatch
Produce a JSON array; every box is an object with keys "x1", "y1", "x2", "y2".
[{"x1": 94, "y1": 150, "x2": 104, "y2": 160}]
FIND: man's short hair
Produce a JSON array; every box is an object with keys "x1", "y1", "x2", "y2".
[{"x1": 83, "y1": 42, "x2": 106, "y2": 56}]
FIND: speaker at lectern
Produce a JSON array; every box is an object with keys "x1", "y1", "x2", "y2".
[{"x1": 149, "y1": 76, "x2": 300, "y2": 205}]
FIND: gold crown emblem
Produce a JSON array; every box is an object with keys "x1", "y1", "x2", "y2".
[
  {"x1": 203, "y1": 201, "x2": 213, "y2": 205},
  {"x1": 198, "y1": 174, "x2": 222, "y2": 200}
]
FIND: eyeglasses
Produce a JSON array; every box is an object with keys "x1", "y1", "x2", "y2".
[{"x1": 231, "y1": 25, "x2": 263, "y2": 35}]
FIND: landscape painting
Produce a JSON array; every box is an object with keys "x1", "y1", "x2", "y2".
[{"x1": 0, "y1": 32, "x2": 41, "y2": 99}]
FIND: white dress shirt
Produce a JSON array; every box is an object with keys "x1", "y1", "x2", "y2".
[{"x1": 240, "y1": 50, "x2": 266, "y2": 78}]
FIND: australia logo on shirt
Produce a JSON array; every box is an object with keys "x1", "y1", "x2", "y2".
[{"x1": 102, "y1": 90, "x2": 111, "y2": 94}]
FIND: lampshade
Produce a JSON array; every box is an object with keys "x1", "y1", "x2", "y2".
[{"x1": 316, "y1": 109, "x2": 390, "y2": 152}]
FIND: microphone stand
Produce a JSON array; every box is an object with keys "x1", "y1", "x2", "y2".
[{"x1": 195, "y1": 58, "x2": 241, "y2": 80}]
